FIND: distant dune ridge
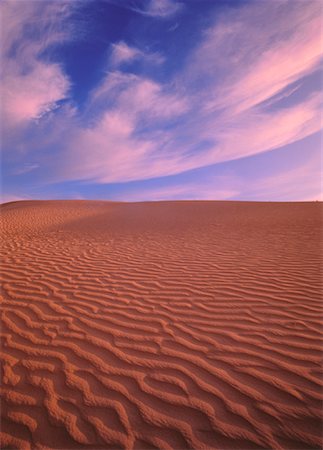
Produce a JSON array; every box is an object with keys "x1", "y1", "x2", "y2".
[{"x1": 0, "y1": 200, "x2": 322, "y2": 450}]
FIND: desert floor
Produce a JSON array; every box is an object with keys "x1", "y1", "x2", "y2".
[{"x1": 0, "y1": 200, "x2": 322, "y2": 450}]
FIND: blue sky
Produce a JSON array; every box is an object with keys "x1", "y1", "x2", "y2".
[{"x1": 1, "y1": 0, "x2": 322, "y2": 202}]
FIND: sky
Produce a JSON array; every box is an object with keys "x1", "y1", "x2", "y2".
[{"x1": 1, "y1": 0, "x2": 322, "y2": 203}]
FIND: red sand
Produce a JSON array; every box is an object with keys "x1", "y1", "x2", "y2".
[{"x1": 0, "y1": 200, "x2": 322, "y2": 450}]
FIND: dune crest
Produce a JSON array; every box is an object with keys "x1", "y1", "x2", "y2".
[{"x1": 1, "y1": 200, "x2": 322, "y2": 449}]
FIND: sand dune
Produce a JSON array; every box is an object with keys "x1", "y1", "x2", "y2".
[{"x1": 0, "y1": 200, "x2": 322, "y2": 450}]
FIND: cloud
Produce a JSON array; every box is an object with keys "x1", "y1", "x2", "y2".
[
  {"x1": 110, "y1": 41, "x2": 164, "y2": 66},
  {"x1": 110, "y1": 42, "x2": 141, "y2": 66},
  {"x1": 81, "y1": 70, "x2": 188, "y2": 124},
  {"x1": 59, "y1": 79, "x2": 320, "y2": 184},
  {"x1": 58, "y1": 73, "x2": 189, "y2": 183},
  {"x1": 223, "y1": 31, "x2": 321, "y2": 115},
  {"x1": 0, "y1": 1, "x2": 73, "y2": 133},
  {"x1": 2, "y1": 0, "x2": 322, "y2": 201},
  {"x1": 196, "y1": 94, "x2": 322, "y2": 164},
  {"x1": 0, "y1": 193, "x2": 30, "y2": 205},
  {"x1": 100, "y1": 0, "x2": 182, "y2": 18},
  {"x1": 2, "y1": 61, "x2": 70, "y2": 131},
  {"x1": 113, "y1": 75, "x2": 188, "y2": 120},
  {"x1": 12, "y1": 163, "x2": 40, "y2": 176},
  {"x1": 56, "y1": 0, "x2": 321, "y2": 185},
  {"x1": 112, "y1": 171, "x2": 240, "y2": 201},
  {"x1": 117, "y1": 184, "x2": 238, "y2": 202},
  {"x1": 144, "y1": 0, "x2": 183, "y2": 18},
  {"x1": 244, "y1": 152, "x2": 322, "y2": 201},
  {"x1": 110, "y1": 145, "x2": 322, "y2": 202},
  {"x1": 60, "y1": 110, "x2": 154, "y2": 183},
  {"x1": 200, "y1": 2, "x2": 323, "y2": 116},
  {"x1": 1, "y1": 1, "x2": 70, "y2": 57}
]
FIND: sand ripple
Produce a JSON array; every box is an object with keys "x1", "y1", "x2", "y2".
[{"x1": 1, "y1": 200, "x2": 322, "y2": 449}]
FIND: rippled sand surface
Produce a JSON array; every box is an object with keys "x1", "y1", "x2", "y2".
[{"x1": 1, "y1": 200, "x2": 322, "y2": 450}]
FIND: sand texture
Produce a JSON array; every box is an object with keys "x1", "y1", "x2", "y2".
[{"x1": 0, "y1": 200, "x2": 322, "y2": 450}]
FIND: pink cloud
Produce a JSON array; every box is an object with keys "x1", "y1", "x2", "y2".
[
  {"x1": 116, "y1": 77, "x2": 188, "y2": 121},
  {"x1": 89, "y1": 72, "x2": 188, "y2": 122},
  {"x1": 0, "y1": 1, "x2": 73, "y2": 133},
  {"x1": 1, "y1": 1, "x2": 74, "y2": 61},
  {"x1": 143, "y1": 0, "x2": 182, "y2": 18},
  {"x1": 2, "y1": 0, "x2": 322, "y2": 199},
  {"x1": 245, "y1": 153, "x2": 322, "y2": 201},
  {"x1": 0, "y1": 193, "x2": 30, "y2": 204},
  {"x1": 110, "y1": 41, "x2": 164, "y2": 66},
  {"x1": 207, "y1": 12, "x2": 322, "y2": 115},
  {"x1": 104, "y1": 0, "x2": 182, "y2": 18},
  {"x1": 202, "y1": 94, "x2": 322, "y2": 164},
  {"x1": 186, "y1": 0, "x2": 322, "y2": 114},
  {"x1": 60, "y1": 110, "x2": 155, "y2": 182},
  {"x1": 2, "y1": 61, "x2": 70, "y2": 130},
  {"x1": 114, "y1": 178, "x2": 239, "y2": 202},
  {"x1": 59, "y1": 84, "x2": 321, "y2": 184},
  {"x1": 56, "y1": 0, "x2": 321, "y2": 185},
  {"x1": 110, "y1": 42, "x2": 140, "y2": 65},
  {"x1": 111, "y1": 151, "x2": 322, "y2": 202}
]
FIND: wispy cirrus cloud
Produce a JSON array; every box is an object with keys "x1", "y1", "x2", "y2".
[
  {"x1": 112, "y1": 143, "x2": 322, "y2": 203},
  {"x1": 186, "y1": 0, "x2": 322, "y2": 115},
  {"x1": 100, "y1": 0, "x2": 183, "y2": 18},
  {"x1": 143, "y1": 0, "x2": 183, "y2": 18},
  {"x1": 54, "y1": 0, "x2": 322, "y2": 185},
  {"x1": 110, "y1": 41, "x2": 164, "y2": 66},
  {"x1": 2, "y1": 61, "x2": 70, "y2": 131},
  {"x1": 243, "y1": 152, "x2": 322, "y2": 202},
  {"x1": 1, "y1": 0, "x2": 322, "y2": 202},
  {"x1": 58, "y1": 91, "x2": 321, "y2": 184},
  {"x1": 0, "y1": 0, "x2": 74, "y2": 134},
  {"x1": 12, "y1": 163, "x2": 40, "y2": 176},
  {"x1": 0, "y1": 194, "x2": 30, "y2": 204},
  {"x1": 110, "y1": 41, "x2": 144, "y2": 66},
  {"x1": 58, "y1": 71, "x2": 189, "y2": 183},
  {"x1": 114, "y1": 178, "x2": 239, "y2": 202}
]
